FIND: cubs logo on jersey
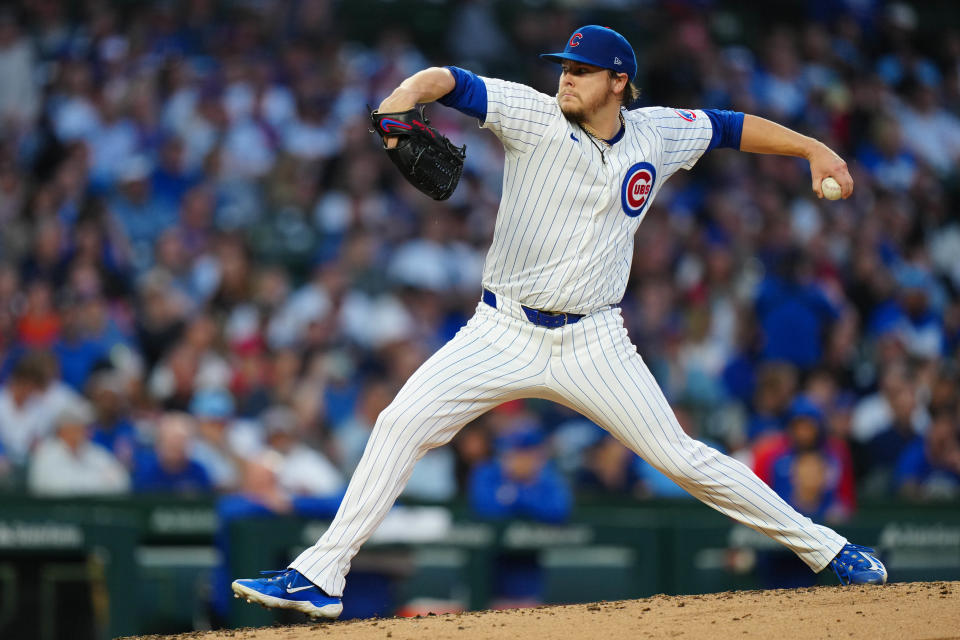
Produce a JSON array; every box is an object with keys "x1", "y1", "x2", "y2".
[
  {"x1": 621, "y1": 162, "x2": 657, "y2": 217},
  {"x1": 674, "y1": 109, "x2": 697, "y2": 121}
]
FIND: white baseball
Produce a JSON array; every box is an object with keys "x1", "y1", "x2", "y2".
[{"x1": 821, "y1": 177, "x2": 842, "y2": 200}]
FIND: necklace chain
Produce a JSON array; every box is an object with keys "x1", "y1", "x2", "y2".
[{"x1": 580, "y1": 112, "x2": 625, "y2": 148}]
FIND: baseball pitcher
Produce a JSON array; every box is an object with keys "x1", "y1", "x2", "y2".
[{"x1": 232, "y1": 26, "x2": 886, "y2": 619}]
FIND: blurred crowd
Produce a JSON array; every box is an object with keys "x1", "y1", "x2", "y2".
[{"x1": 1, "y1": 0, "x2": 960, "y2": 534}]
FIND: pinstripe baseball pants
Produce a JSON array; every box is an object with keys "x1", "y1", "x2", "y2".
[{"x1": 290, "y1": 297, "x2": 847, "y2": 597}]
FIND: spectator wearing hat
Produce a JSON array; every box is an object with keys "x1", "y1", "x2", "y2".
[
  {"x1": 108, "y1": 154, "x2": 176, "y2": 271},
  {"x1": 27, "y1": 400, "x2": 129, "y2": 496},
  {"x1": 753, "y1": 396, "x2": 855, "y2": 521},
  {"x1": 133, "y1": 412, "x2": 211, "y2": 494},
  {"x1": 189, "y1": 388, "x2": 241, "y2": 491},
  {"x1": 868, "y1": 265, "x2": 945, "y2": 360},
  {"x1": 469, "y1": 422, "x2": 571, "y2": 607},
  {"x1": 469, "y1": 424, "x2": 571, "y2": 524},
  {"x1": 751, "y1": 396, "x2": 854, "y2": 589},
  {"x1": 263, "y1": 405, "x2": 344, "y2": 497}
]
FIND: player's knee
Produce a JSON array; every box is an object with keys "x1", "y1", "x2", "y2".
[
  {"x1": 656, "y1": 437, "x2": 715, "y2": 481},
  {"x1": 374, "y1": 401, "x2": 440, "y2": 447},
  {"x1": 691, "y1": 450, "x2": 734, "y2": 486},
  {"x1": 375, "y1": 401, "x2": 413, "y2": 432}
]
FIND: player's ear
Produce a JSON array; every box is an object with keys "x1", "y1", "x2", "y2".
[{"x1": 609, "y1": 71, "x2": 628, "y2": 94}]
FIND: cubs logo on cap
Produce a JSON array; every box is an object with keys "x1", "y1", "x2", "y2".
[
  {"x1": 621, "y1": 162, "x2": 656, "y2": 217},
  {"x1": 541, "y1": 25, "x2": 637, "y2": 80}
]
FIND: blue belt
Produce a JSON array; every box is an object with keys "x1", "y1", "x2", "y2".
[{"x1": 482, "y1": 289, "x2": 584, "y2": 328}]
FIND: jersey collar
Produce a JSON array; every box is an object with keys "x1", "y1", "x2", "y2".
[{"x1": 606, "y1": 122, "x2": 625, "y2": 146}]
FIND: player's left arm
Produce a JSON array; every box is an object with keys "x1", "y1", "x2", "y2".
[{"x1": 739, "y1": 114, "x2": 853, "y2": 200}]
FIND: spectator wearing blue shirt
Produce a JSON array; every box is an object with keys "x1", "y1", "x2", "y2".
[
  {"x1": 87, "y1": 370, "x2": 138, "y2": 468},
  {"x1": 765, "y1": 398, "x2": 854, "y2": 521},
  {"x1": 864, "y1": 379, "x2": 923, "y2": 495},
  {"x1": 855, "y1": 115, "x2": 918, "y2": 192},
  {"x1": 755, "y1": 248, "x2": 840, "y2": 371},
  {"x1": 868, "y1": 266, "x2": 945, "y2": 360},
  {"x1": 108, "y1": 156, "x2": 178, "y2": 271},
  {"x1": 469, "y1": 426, "x2": 571, "y2": 524},
  {"x1": 785, "y1": 450, "x2": 842, "y2": 521},
  {"x1": 894, "y1": 410, "x2": 960, "y2": 500},
  {"x1": 133, "y1": 413, "x2": 212, "y2": 494},
  {"x1": 52, "y1": 296, "x2": 112, "y2": 392},
  {"x1": 212, "y1": 454, "x2": 343, "y2": 624},
  {"x1": 189, "y1": 388, "x2": 241, "y2": 491},
  {"x1": 746, "y1": 361, "x2": 798, "y2": 441},
  {"x1": 469, "y1": 425, "x2": 571, "y2": 606},
  {"x1": 150, "y1": 136, "x2": 201, "y2": 210}
]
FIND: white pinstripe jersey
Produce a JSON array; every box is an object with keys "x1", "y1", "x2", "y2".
[{"x1": 478, "y1": 76, "x2": 714, "y2": 314}]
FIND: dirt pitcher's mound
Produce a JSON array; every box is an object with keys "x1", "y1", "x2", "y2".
[{"x1": 128, "y1": 581, "x2": 960, "y2": 640}]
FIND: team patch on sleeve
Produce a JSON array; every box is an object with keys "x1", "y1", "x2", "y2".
[
  {"x1": 621, "y1": 162, "x2": 657, "y2": 217},
  {"x1": 674, "y1": 108, "x2": 697, "y2": 121}
]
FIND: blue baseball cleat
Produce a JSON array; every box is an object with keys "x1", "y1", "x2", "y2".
[
  {"x1": 231, "y1": 569, "x2": 343, "y2": 619},
  {"x1": 829, "y1": 543, "x2": 888, "y2": 585}
]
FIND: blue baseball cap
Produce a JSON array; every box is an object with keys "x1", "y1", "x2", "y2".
[
  {"x1": 494, "y1": 426, "x2": 546, "y2": 453},
  {"x1": 541, "y1": 25, "x2": 637, "y2": 80},
  {"x1": 190, "y1": 388, "x2": 235, "y2": 420},
  {"x1": 786, "y1": 396, "x2": 825, "y2": 431}
]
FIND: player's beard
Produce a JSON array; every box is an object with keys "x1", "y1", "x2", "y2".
[{"x1": 558, "y1": 89, "x2": 616, "y2": 125}]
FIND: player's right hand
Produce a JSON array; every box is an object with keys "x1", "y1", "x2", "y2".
[{"x1": 807, "y1": 141, "x2": 853, "y2": 199}]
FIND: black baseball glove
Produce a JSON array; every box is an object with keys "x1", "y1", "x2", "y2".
[{"x1": 370, "y1": 106, "x2": 466, "y2": 201}]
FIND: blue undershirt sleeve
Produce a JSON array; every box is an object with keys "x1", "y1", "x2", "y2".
[
  {"x1": 703, "y1": 109, "x2": 744, "y2": 150},
  {"x1": 437, "y1": 66, "x2": 488, "y2": 122}
]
